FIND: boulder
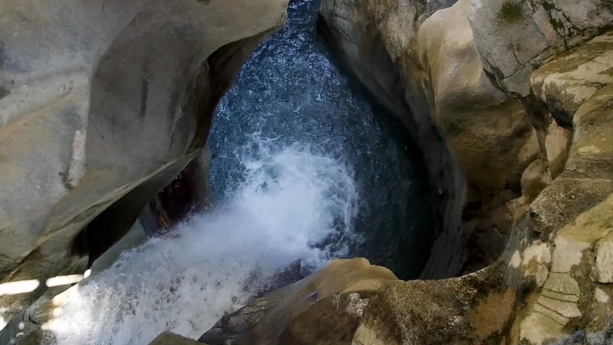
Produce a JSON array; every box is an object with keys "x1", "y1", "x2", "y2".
[
  {"x1": 0, "y1": 0, "x2": 288, "y2": 329},
  {"x1": 198, "y1": 258, "x2": 398, "y2": 344},
  {"x1": 352, "y1": 264, "x2": 513, "y2": 345}
]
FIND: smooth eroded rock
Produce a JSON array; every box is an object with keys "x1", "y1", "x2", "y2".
[
  {"x1": 198, "y1": 258, "x2": 398, "y2": 345},
  {"x1": 0, "y1": 0, "x2": 289, "y2": 333}
]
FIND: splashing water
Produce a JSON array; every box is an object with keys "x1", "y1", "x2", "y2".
[
  {"x1": 46, "y1": 0, "x2": 434, "y2": 342},
  {"x1": 209, "y1": 0, "x2": 435, "y2": 280},
  {"x1": 49, "y1": 137, "x2": 358, "y2": 345}
]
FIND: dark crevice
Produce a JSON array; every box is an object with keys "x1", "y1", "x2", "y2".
[
  {"x1": 0, "y1": 86, "x2": 8, "y2": 100},
  {"x1": 138, "y1": 58, "x2": 150, "y2": 118},
  {"x1": 73, "y1": 155, "x2": 194, "y2": 266},
  {"x1": 147, "y1": 149, "x2": 213, "y2": 233}
]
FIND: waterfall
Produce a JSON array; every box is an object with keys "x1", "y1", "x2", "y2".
[
  {"x1": 46, "y1": 0, "x2": 433, "y2": 343},
  {"x1": 49, "y1": 136, "x2": 358, "y2": 345}
]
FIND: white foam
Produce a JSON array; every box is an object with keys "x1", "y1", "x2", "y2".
[{"x1": 49, "y1": 136, "x2": 358, "y2": 345}]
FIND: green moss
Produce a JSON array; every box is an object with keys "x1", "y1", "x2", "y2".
[
  {"x1": 498, "y1": 2, "x2": 525, "y2": 24},
  {"x1": 550, "y1": 17, "x2": 565, "y2": 31},
  {"x1": 542, "y1": 1, "x2": 557, "y2": 11},
  {"x1": 541, "y1": 0, "x2": 564, "y2": 30}
]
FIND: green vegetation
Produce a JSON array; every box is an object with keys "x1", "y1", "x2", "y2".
[
  {"x1": 538, "y1": 1, "x2": 564, "y2": 31},
  {"x1": 498, "y1": 2, "x2": 525, "y2": 24},
  {"x1": 550, "y1": 17, "x2": 565, "y2": 31}
]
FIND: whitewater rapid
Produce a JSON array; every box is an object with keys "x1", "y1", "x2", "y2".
[{"x1": 48, "y1": 137, "x2": 358, "y2": 345}]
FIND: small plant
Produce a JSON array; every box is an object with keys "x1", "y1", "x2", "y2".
[{"x1": 498, "y1": 2, "x2": 525, "y2": 24}]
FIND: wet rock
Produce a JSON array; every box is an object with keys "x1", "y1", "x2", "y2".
[
  {"x1": 198, "y1": 258, "x2": 397, "y2": 344},
  {"x1": 249, "y1": 261, "x2": 305, "y2": 298}
]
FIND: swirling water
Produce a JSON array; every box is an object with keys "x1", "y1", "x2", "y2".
[
  {"x1": 209, "y1": 0, "x2": 434, "y2": 277},
  {"x1": 48, "y1": 0, "x2": 434, "y2": 344},
  {"x1": 49, "y1": 138, "x2": 357, "y2": 344}
]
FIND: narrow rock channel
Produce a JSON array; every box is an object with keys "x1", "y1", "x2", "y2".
[
  {"x1": 208, "y1": 0, "x2": 436, "y2": 280},
  {"x1": 38, "y1": 0, "x2": 435, "y2": 344}
]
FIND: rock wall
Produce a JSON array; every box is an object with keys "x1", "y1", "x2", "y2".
[
  {"x1": 317, "y1": 0, "x2": 470, "y2": 278},
  {"x1": 318, "y1": 0, "x2": 613, "y2": 278},
  {"x1": 0, "y1": 0, "x2": 289, "y2": 333},
  {"x1": 189, "y1": 1, "x2": 613, "y2": 344}
]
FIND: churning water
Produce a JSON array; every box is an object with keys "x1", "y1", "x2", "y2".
[
  {"x1": 47, "y1": 0, "x2": 434, "y2": 343},
  {"x1": 49, "y1": 137, "x2": 357, "y2": 344},
  {"x1": 209, "y1": 0, "x2": 434, "y2": 278}
]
